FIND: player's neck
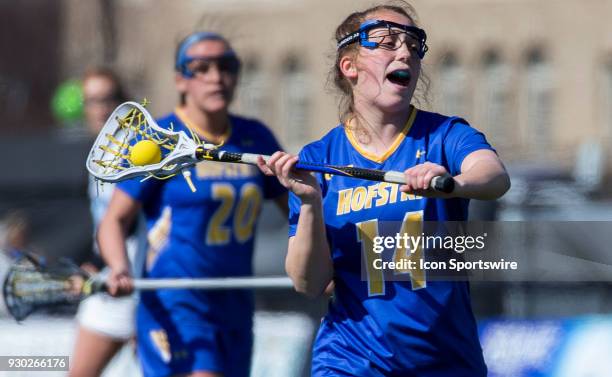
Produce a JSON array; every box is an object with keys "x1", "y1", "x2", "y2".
[
  {"x1": 350, "y1": 102, "x2": 411, "y2": 155},
  {"x1": 177, "y1": 105, "x2": 230, "y2": 144}
]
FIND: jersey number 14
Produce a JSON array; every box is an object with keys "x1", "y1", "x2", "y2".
[{"x1": 357, "y1": 211, "x2": 425, "y2": 296}]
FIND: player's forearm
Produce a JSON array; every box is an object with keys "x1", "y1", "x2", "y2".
[
  {"x1": 286, "y1": 198, "x2": 334, "y2": 298},
  {"x1": 453, "y1": 159, "x2": 510, "y2": 200},
  {"x1": 97, "y1": 215, "x2": 131, "y2": 273}
]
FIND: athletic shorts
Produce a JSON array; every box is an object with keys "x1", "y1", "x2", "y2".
[
  {"x1": 76, "y1": 293, "x2": 137, "y2": 340},
  {"x1": 136, "y1": 302, "x2": 253, "y2": 377},
  {"x1": 76, "y1": 223, "x2": 145, "y2": 339}
]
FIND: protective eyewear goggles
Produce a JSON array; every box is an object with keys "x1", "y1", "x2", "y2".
[
  {"x1": 179, "y1": 53, "x2": 241, "y2": 78},
  {"x1": 337, "y1": 19, "x2": 429, "y2": 59}
]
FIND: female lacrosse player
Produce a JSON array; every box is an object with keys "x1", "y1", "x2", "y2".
[
  {"x1": 70, "y1": 67, "x2": 146, "y2": 377},
  {"x1": 99, "y1": 31, "x2": 287, "y2": 377},
  {"x1": 257, "y1": 2, "x2": 510, "y2": 376}
]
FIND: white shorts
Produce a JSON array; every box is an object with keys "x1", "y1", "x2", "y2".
[
  {"x1": 76, "y1": 293, "x2": 137, "y2": 340},
  {"x1": 81, "y1": 184, "x2": 147, "y2": 340}
]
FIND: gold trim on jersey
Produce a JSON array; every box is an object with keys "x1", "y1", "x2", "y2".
[
  {"x1": 146, "y1": 206, "x2": 172, "y2": 271},
  {"x1": 149, "y1": 329, "x2": 171, "y2": 363},
  {"x1": 174, "y1": 106, "x2": 232, "y2": 145},
  {"x1": 344, "y1": 106, "x2": 418, "y2": 164}
]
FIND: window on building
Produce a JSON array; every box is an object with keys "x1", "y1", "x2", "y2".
[
  {"x1": 524, "y1": 49, "x2": 553, "y2": 157},
  {"x1": 279, "y1": 55, "x2": 310, "y2": 152},
  {"x1": 604, "y1": 61, "x2": 612, "y2": 139},
  {"x1": 236, "y1": 58, "x2": 268, "y2": 122},
  {"x1": 481, "y1": 51, "x2": 511, "y2": 148},
  {"x1": 438, "y1": 53, "x2": 466, "y2": 116}
]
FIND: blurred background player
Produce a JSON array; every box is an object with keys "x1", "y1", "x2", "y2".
[
  {"x1": 0, "y1": 210, "x2": 46, "y2": 264},
  {"x1": 258, "y1": 2, "x2": 510, "y2": 376},
  {"x1": 99, "y1": 31, "x2": 288, "y2": 377},
  {"x1": 70, "y1": 67, "x2": 147, "y2": 377}
]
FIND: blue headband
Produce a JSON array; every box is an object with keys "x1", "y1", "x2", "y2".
[{"x1": 175, "y1": 31, "x2": 239, "y2": 77}]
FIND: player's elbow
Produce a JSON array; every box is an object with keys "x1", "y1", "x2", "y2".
[
  {"x1": 486, "y1": 171, "x2": 511, "y2": 200},
  {"x1": 285, "y1": 264, "x2": 332, "y2": 299},
  {"x1": 468, "y1": 170, "x2": 511, "y2": 201},
  {"x1": 285, "y1": 238, "x2": 334, "y2": 298},
  {"x1": 499, "y1": 172, "x2": 511, "y2": 196},
  {"x1": 291, "y1": 277, "x2": 329, "y2": 299}
]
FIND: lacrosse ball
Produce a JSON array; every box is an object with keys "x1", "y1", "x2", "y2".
[{"x1": 130, "y1": 140, "x2": 162, "y2": 166}]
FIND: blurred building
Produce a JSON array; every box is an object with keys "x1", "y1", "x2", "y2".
[
  {"x1": 2, "y1": 0, "x2": 612, "y2": 173},
  {"x1": 0, "y1": 2, "x2": 63, "y2": 132},
  {"x1": 31, "y1": 0, "x2": 607, "y2": 175}
]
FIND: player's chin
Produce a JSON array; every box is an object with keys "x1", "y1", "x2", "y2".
[
  {"x1": 378, "y1": 102, "x2": 412, "y2": 116},
  {"x1": 201, "y1": 98, "x2": 231, "y2": 113},
  {"x1": 377, "y1": 94, "x2": 414, "y2": 112}
]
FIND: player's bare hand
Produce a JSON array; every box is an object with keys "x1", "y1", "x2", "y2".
[
  {"x1": 106, "y1": 268, "x2": 133, "y2": 296},
  {"x1": 400, "y1": 162, "x2": 450, "y2": 197},
  {"x1": 79, "y1": 262, "x2": 99, "y2": 275},
  {"x1": 324, "y1": 280, "x2": 335, "y2": 296},
  {"x1": 257, "y1": 152, "x2": 321, "y2": 202}
]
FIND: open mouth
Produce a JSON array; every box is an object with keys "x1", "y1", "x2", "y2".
[
  {"x1": 386, "y1": 70, "x2": 411, "y2": 87},
  {"x1": 207, "y1": 89, "x2": 229, "y2": 98}
]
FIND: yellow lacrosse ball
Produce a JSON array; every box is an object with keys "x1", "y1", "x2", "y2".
[{"x1": 130, "y1": 140, "x2": 162, "y2": 166}]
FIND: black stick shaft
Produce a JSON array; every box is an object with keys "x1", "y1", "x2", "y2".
[{"x1": 195, "y1": 147, "x2": 455, "y2": 193}]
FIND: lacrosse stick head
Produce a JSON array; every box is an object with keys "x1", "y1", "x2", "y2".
[
  {"x1": 2, "y1": 257, "x2": 95, "y2": 321},
  {"x1": 86, "y1": 101, "x2": 202, "y2": 183}
]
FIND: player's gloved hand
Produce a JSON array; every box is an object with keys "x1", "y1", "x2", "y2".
[
  {"x1": 106, "y1": 268, "x2": 134, "y2": 296},
  {"x1": 400, "y1": 162, "x2": 452, "y2": 198},
  {"x1": 257, "y1": 152, "x2": 322, "y2": 203},
  {"x1": 67, "y1": 274, "x2": 86, "y2": 296}
]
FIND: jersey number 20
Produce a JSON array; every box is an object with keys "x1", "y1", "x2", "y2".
[{"x1": 206, "y1": 182, "x2": 262, "y2": 245}]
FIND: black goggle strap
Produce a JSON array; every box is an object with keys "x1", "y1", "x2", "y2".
[{"x1": 336, "y1": 19, "x2": 428, "y2": 59}]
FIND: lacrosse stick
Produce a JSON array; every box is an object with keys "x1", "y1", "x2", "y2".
[
  {"x1": 86, "y1": 101, "x2": 455, "y2": 193},
  {"x1": 2, "y1": 259, "x2": 293, "y2": 321},
  {"x1": 2, "y1": 257, "x2": 88, "y2": 321}
]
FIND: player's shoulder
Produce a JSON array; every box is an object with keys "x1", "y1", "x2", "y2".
[
  {"x1": 413, "y1": 108, "x2": 471, "y2": 136},
  {"x1": 229, "y1": 114, "x2": 281, "y2": 154},
  {"x1": 299, "y1": 125, "x2": 345, "y2": 162},
  {"x1": 229, "y1": 114, "x2": 274, "y2": 138}
]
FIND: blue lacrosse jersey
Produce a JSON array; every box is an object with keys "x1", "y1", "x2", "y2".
[
  {"x1": 118, "y1": 110, "x2": 285, "y2": 331},
  {"x1": 288, "y1": 107, "x2": 492, "y2": 376}
]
